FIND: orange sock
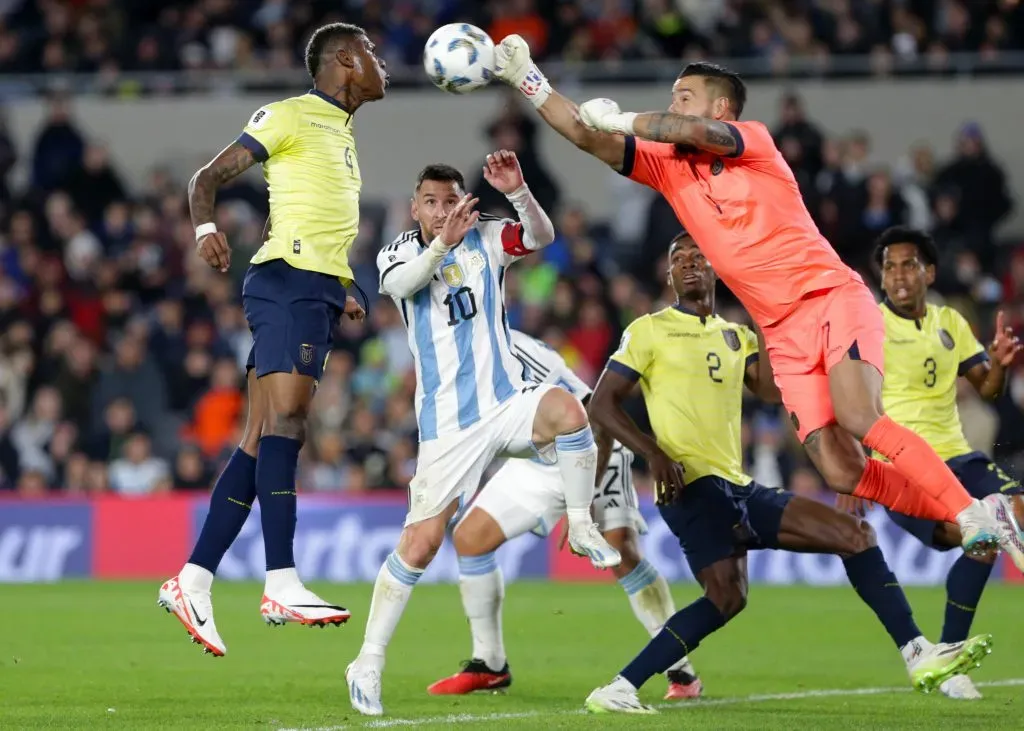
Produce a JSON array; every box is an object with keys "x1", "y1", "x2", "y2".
[
  {"x1": 853, "y1": 458, "x2": 953, "y2": 522},
  {"x1": 862, "y1": 415, "x2": 971, "y2": 521}
]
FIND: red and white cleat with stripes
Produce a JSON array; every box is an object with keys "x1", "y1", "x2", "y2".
[
  {"x1": 157, "y1": 575, "x2": 227, "y2": 657},
  {"x1": 260, "y1": 585, "x2": 351, "y2": 627}
]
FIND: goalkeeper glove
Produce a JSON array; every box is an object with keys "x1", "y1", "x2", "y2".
[
  {"x1": 578, "y1": 98, "x2": 637, "y2": 135},
  {"x1": 494, "y1": 34, "x2": 551, "y2": 109}
]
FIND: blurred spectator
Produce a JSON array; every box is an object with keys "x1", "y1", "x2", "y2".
[
  {"x1": 31, "y1": 95, "x2": 84, "y2": 193},
  {"x1": 108, "y1": 432, "x2": 171, "y2": 495}
]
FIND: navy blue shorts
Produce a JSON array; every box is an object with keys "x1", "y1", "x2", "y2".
[
  {"x1": 887, "y1": 451, "x2": 1023, "y2": 550},
  {"x1": 242, "y1": 259, "x2": 346, "y2": 380},
  {"x1": 658, "y1": 476, "x2": 794, "y2": 576}
]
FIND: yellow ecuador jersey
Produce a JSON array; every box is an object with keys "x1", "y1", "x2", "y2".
[
  {"x1": 879, "y1": 300, "x2": 989, "y2": 461},
  {"x1": 608, "y1": 305, "x2": 758, "y2": 485},
  {"x1": 237, "y1": 90, "x2": 360, "y2": 282}
]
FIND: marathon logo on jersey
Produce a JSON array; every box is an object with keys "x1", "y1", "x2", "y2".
[
  {"x1": 722, "y1": 329, "x2": 741, "y2": 351},
  {"x1": 711, "y1": 158, "x2": 724, "y2": 175},
  {"x1": 299, "y1": 344, "x2": 315, "y2": 365},
  {"x1": 441, "y1": 263, "x2": 465, "y2": 287},
  {"x1": 938, "y1": 328, "x2": 955, "y2": 350},
  {"x1": 249, "y1": 107, "x2": 271, "y2": 129}
]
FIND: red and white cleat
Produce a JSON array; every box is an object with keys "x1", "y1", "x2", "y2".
[
  {"x1": 260, "y1": 585, "x2": 351, "y2": 627},
  {"x1": 664, "y1": 667, "x2": 703, "y2": 700},
  {"x1": 427, "y1": 659, "x2": 512, "y2": 695},
  {"x1": 157, "y1": 575, "x2": 227, "y2": 657}
]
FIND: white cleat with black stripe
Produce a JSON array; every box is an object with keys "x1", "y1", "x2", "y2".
[
  {"x1": 346, "y1": 660, "x2": 384, "y2": 716},
  {"x1": 260, "y1": 584, "x2": 351, "y2": 627},
  {"x1": 568, "y1": 521, "x2": 621, "y2": 569}
]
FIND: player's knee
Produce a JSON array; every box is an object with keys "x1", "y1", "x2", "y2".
[
  {"x1": 541, "y1": 388, "x2": 588, "y2": 438},
  {"x1": 700, "y1": 564, "x2": 748, "y2": 620},
  {"x1": 451, "y1": 513, "x2": 502, "y2": 557},
  {"x1": 834, "y1": 403, "x2": 883, "y2": 442},
  {"x1": 267, "y1": 411, "x2": 307, "y2": 442},
  {"x1": 398, "y1": 521, "x2": 447, "y2": 569}
]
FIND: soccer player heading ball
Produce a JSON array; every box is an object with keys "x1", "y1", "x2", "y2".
[
  {"x1": 490, "y1": 34, "x2": 1024, "y2": 566},
  {"x1": 158, "y1": 22, "x2": 387, "y2": 657}
]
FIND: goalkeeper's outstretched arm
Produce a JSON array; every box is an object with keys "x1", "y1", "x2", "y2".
[{"x1": 494, "y1": 34, "x2": 625, "y2": 171}]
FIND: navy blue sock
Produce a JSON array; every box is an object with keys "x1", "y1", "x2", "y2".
[
  {"x1": 843, "y1": 546, "x2": 921, "y2": 648},
  {"x1": 188, "y1": 448, "x2": 257, "y2": 573},
  {"x1": 620, "y1": 597, "x2": 726, "y2": 689},
  {"x1": 256, "y1": 435, "x2": 302, "y2": 571},
  {"x1": 941, "y1": 554, "x2": 994, "y2": 643}
]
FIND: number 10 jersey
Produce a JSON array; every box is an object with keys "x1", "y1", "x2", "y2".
[{"x1": 377, "y1": 217, "x2": 529, "y2": 442}]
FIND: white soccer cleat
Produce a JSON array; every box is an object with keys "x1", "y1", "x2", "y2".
[
  {"x1": 157, "y1": 575, "x2": 226, "y2": 657},
  {"x1": 585, "y1": 677, "x2": 656, "y2": 714},
  {"x1": 346, "y1": 660, "x2": 384, "y2": 716},
  {"x1": 956, "y1": 499, "x2": 1001, "y2": 556},
  {"x1": 906, "y1": 635, "x2": 993, "y2": 693},
  {"x1": 984, "y1": 494, "x2": 1024, "y2": 572},
  {"x1": 260, "y1": 584, "x2": 351, "y2": 627},
  {"x1": 568, "y1": 522, "x2": 622, "y2": 569},
  {"x1": 939, "y1": 674, "x2": 983, "y2": 700}
]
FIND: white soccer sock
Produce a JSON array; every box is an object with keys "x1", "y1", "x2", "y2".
[
  {"x1": 618, "y1": 559, "x2": 690, "y2": 673},
  {"x1": 264, "y1": 567, "x2": 301, "y2": 595},
  {"x1": 358, "y1": 551, "x2": 424, "y2": 669},
  {"x1": 458, "y1": 553, "x2": 507, "y2": 671},
  {"x1": 555, "y1": 425, "x2": 599, "y2": 526},
  {"x1": 179, "y1": 562, "x2": 214, "y2": 592}
]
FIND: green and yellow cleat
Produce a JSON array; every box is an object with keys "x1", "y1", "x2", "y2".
[{"x1": 909, "y1": 634, "x2": 993, "y2": 694}]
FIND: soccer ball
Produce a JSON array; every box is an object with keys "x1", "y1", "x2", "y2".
[{"x1": 423, "y1": 23, "x2": 495, "y2": 94}]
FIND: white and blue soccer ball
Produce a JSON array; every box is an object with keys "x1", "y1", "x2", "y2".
[{"x1": 423, "y1": 23, "x2": 495, "y2": 94}]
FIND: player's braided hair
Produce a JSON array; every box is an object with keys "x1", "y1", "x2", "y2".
[
  {"x1": 305, "y1": 22, "x2": 366, "y2": 79},
  {"x1": 872, "y1": 226, "x2": 939, "y2": 270},
  {"x1": 679, "y1": 62, "x2": 747, "y2": 117}
]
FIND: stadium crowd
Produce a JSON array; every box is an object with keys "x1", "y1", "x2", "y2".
[
  {"x1": 0, "y1": 1, "x2": 1021, "y2": 500},
  {"x1": 0, "y1": 1, "x2": 1020, "y2": 80},
  {"x1": 0, "y1": 83, "x2": 1020, "y2": 500}
]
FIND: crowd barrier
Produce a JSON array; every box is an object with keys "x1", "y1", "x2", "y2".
[{"x1": 1, "y1": 495, "x2": 1020, "y2": 584}]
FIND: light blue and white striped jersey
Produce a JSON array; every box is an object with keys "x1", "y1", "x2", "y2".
[{"x1": 377, "y1": 217, "x2": 526, "y2": 442}]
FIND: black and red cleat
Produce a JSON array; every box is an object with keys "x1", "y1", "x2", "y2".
[
  {"x1": 665, "y1": 668, "x2": 704, "y2": 700},
  {"x1": 427, "y1": 659, "x2": 512, "y2": 695}
]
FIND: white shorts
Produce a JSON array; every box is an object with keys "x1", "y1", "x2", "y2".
[
  {"x1": 471, "y1": 443, "x2": 648, "y2": 539},
  {"x1": 405, "y1": 385, "x2": 555, "y2": 526}
]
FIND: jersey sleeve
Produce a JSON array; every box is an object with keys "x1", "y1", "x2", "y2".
[
  {"x1": 951, "y1": 310, "x2": 989, "y2": 375},
  {"x1": 607, "y1": 317, "x2": 654, "y2": 382},
  {"x1": 376, "y1": 235, "x2": 420, "y2": 295},
  {"x1": 740, "y1": 325, "x2": 760, "y2": 369},
  {"x1": 619, "y1": 136, "x2": 678, "y2": 191},
  {"x1": 237, "y1": 102, "x2": 296, "y2": 162},
  {"x1": 723, "y1": 120, "x2": 778, "y2": 162}
]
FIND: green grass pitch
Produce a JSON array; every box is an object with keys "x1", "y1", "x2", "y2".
[{"x1": 4, "y1": 581, "x2": 1022, "y2": 729}]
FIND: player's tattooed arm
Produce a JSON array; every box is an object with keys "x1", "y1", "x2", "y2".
[
  {"x1": 538, "y1": 91, "x2": 626, "y2": 170},
  {"x1": 188, "y1": 142, "x2": 257, "y2": 228},
  {"x1": 631, "y1": 114, "x2": 739, "y2": 156},
  {"x1": 743, "y1": 328, "x2": 781, "y2": 404}
]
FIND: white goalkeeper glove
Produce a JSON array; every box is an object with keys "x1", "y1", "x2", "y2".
[
  {"x1": 494, "y1": 34, "x2": 551, "y2": 109},
  {"x1": 578, "y1": 98, "x2": 637, "y2": 135}
]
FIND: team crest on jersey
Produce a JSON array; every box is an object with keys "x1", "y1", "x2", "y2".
[
  {"x1": 299, "y1": 343, "x2": 314, "y2": 365},
  {"x1": 938, "y1": 328, "x2": 955, "y2": 350},
  {"x1": 722, "y1": 329, "x2": 741, "y2": 351},
  {"x1": 467, "y1": 251, "x2": 486, "y2": 272},
  {"x1": 441, "y1": 263, "x2": 465, "y2": 286},
  {"x1": 711, "y1": 158, "x2": 724, "y2": 175}
]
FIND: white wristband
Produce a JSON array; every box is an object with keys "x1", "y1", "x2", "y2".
[
  {"x1": 195, "y1": 222, "x2": 218, "y2": 241},
  {"x1": 609, "y1": 112, "x2": 638, "y2": 136}
]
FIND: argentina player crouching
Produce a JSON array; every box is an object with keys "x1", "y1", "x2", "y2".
[{"x1": 345, "y1": 152, "x2": 620, "y2": 716}]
